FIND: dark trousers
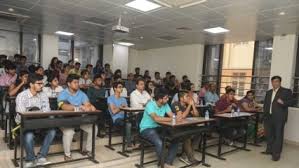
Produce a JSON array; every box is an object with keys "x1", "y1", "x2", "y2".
[{"x1": 264, "y1": 117, "x2": 285, "y2": 156}]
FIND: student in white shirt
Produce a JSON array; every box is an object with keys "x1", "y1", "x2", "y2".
[
  {"x1": 43, "y1": 74, "x2": 63, "y2": 97},
  {"x1": 130, "y1": 78, "x2": 151, "y2": 108},
  {"x1": 79, "y1": 69, "x2": 92, "y2": 91}
]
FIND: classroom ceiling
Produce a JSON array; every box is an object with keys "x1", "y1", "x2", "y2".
[{"x1": 0, "y1": 0, "x2": 299, "y2": 49}]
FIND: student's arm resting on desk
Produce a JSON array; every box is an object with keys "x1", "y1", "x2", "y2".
[
  {"x1": 241, "y1": 102, "x2": 256, "y2": 112},
  {"x1": 108, "y1": 97, "x2": 128, "y2": 114}
]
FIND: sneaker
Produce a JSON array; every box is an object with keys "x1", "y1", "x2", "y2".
[
  {"x1": 64, "y1": 155, "x2": 72, "y2": 161},
  {"x1": 81, "y1": 150, "x2": 92, "y2": 156},
  {"x1": 24, "y1": 161, "x2": 35, "y2": 168},
  {"x1": 36, "y1": 157, "x2": 51, "y2": 166},
  {"x1": 179, "y1": 154, "x2": 191, "y2": 165},
  {"x1": 229, "y1": 141, "x2": 234, "y2": 146}
]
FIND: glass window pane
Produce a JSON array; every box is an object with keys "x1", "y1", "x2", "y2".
[
  {"x1": 252, "y1": 39, "x2": 273, "y2": 102},
  {"x1": 58, "y1": 36, "x2": 71, "y2": 63},
  {"x1": 74, "y1": 40, "x2": 98, "y2": 68},
  {"x1": 202, "y1": 45, "x2": 221, "y2": 85},
  {"x1": 0, "y1": 30, "x2": 19, "y2": 58},
  {"x1": 23, "y1": 33, "x2": 39, "y2": 64}
]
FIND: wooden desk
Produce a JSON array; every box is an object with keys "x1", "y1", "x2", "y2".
[
  {"x1": 157, "y1": 117, "x2": 215, "y2": 168},
  {"x1": 118, "y1": 107, "x2": 144, "y2": 157},
  {"x1": 14, "y1": 110, "x2": 101, "y2": 168},
  {"x1": 206, "y1": 112, "x2": 254, "y2": 160}
]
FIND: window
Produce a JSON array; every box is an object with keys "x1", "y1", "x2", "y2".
[
  {"x1": 201, "y1": 44, "x2": 223, "y2": 93},
  {"x1": 22, "y1": 33, "x2": 39, "y2": 64},
  {"x1": 221, "y1": 41, "x2": 255, "y2": 99},
  {"x1": 58, "y1": 36, "x2": 72, "y2": 63},
  {"x1": 0, "y1": 30, "x2": 20, "y2": 57},
  {"x1": 74, "y1": 40, "x2": 98, "y2": 68},
  {"x1": 293, "y1": 36, "x2": 299, "y2": 106},
  {"x1": 252, "y1": 39, "x2": 273, "y2": 102}
]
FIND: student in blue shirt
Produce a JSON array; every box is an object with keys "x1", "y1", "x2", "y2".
[
  {"x1": 140, "y1": 88, "x2": 180, "y2": 168},
  {"x1": 204, "y1": 83, "x2": 219, "y2": 104},
  {"x1": 57, "y1": 74, "x2": 97, "y2": 161},
  {"x1": 107, "y1": 81, "x2": 133, "y2": 149}
]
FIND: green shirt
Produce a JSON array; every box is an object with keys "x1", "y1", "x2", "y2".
[
  {"x1": 86, "y1": 86, "x2": 106, "y2": 105},
  {"x1": 139, "y1": 100, "x2": 171, "y2": 133}
]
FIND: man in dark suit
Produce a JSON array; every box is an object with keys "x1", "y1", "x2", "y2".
[{"x1": 262, "y1": 76, "x2": 295, "y2": 161}]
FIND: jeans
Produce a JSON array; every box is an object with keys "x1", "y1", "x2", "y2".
[
  {"x1": 114, "y1": 118, "x2": 132, "y2": 145},
  {"x1": 24, "y1": 129, "x2": 56, "y2": 161},
  {"x1": 141, "y1": 128, "x2": 179, "y2": 165}
]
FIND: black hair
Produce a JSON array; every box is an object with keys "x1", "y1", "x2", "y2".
[
  {"x1": 154, "y1": 87, "x2": 169, "y2": 101},
  {"x1": 136, "y1": 78, "x2": 145, "y2": 85},
  {"x1": 114, "y1": 69, "x2": 122, "y2": 76},
  {"x1": 246, "y1": 90, "x2": 254, "y2": 96},
  {"x1": 155, "y1": 72, "x2": 160, "y2": 75},
  {"x1": 5, "y1": 62, "x2": 16, "y2": 70},
  {"x1": 93, "y1": 74, "x2": 102, "y2": 82},
  {"x1": 86, "y1": 64, "x2": 93, "y2": 68},
  {"x1": 166, "y1": 71, "x2": 171, "y2": 75},
  {"x1": 28, "y1": 74, "x2": 44, "y2": 85},
  {"x1": 181, "y1": 82, "x2": 191, "y2": 91},
  {"x1": 271, "y1": 76, "x2": 282, "y2": 82},
  {"x1": 81, "y1": 69, "x2": 89, "y2": 76},
  {"x1": 47, "y1": 73, "x2": 58, "y2": 83},
  {"x1": 66, "y1": 74, "x2": 80, "y2": 83},
  {"x1": 226, "y1": 88, "x2": 236, "y2": 94},
  {"x1": 178, "y1": 90, "x2": 188, "y2": 99},
  {"x1": 182, "y1": 75, "x2": 188, "y2": 80},
  {"x1": 112, "y1": 81, "x2": 123, "y2": 91},
  {"x1": 135, "y1": 67, "x2": 140, "y2": 71},
  {"x1": 19, "y1": 70, "x2": 29, "y2": 77},
  {"x1": 75, "y1": 62, "x2": 81, "y2": 66},
  {"x1": 34, "y1": 65, "x2": 43, "y2": 72}
]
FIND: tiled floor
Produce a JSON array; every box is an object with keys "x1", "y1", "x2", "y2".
[{"x1": 0, "y1": 129, "x2": 298, "y2": 168}]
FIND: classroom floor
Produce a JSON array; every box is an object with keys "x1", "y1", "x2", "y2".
[{"x1": 0, "y1": 129, "x2": 298, "y2": 168}]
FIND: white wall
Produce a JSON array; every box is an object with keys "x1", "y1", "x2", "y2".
[
  {"x1": 41, "y1": 34, "x2": 58, "y2": 68},
  {"x1": 128, "y1": 44, "x2": 204, "y2": 88},
  {"x1": 112, "y1": 44, "x2": 129, "y2": 77},
  {"x1": 103, "y1": 44, "x2": 113, "y2": 66},
  {"x1": 270, "y1": 34, "x2": 298, "y2": 88}
]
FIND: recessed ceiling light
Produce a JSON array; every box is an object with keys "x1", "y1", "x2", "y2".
[
  {"x1": 204, "y1": 27, "x2": 230, "y2": 34},
  {"x1": 33, "y1": 38, "x2": 37, "y2": 41},
  {"x1": 8, "y1": 8, "x2": 14, "y2": 12},
  {"x1": 55, "y1": 31, "x2": 74, "y2": 36},
  {"x1": 125, "y1": 0, "x2": 161, "y2": 12},
  {"x1": 140, "y1": 36, "x2": 144, "y2": 39},
  {"x1": 265, "y1": 47, "x2": 273, "y2": 50},
  {"x1": 117, "y1": 42, "x2": 135, "y2": 46},
  {"x1": 279, "y1": 12, "x2": 285, "y2": 16}
]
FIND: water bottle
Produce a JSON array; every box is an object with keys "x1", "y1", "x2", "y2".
[
  {"x1": 205, "y1": 110, "x2": 209, "y2": 120},
  {"x1": 172, "y1": 114, "x2": 176, "y2": 125},
  {"x1": 237, "y1": 107, "x2": 240, "y2": 116},
  {"x1": 41, "y1": 100, "x2": 47, "y2": 112}
]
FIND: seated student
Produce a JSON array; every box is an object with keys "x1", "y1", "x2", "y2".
[
  {"x1": 140, "y1": 88, "x2": 180, "y2": 168},
  {"x1": 239, "y1": 90, "x2": 261, "y2": 112},
  {"x1": 110, "y1": 76, "x2": 128, "y2": 97},
  {"x1": 87, "y1": 74, "x2": 106, "y2": 137},
  {"x1": 87, "y1": 74, "x2": 106, "y2": 105},
  {"x1": 79, "y1": 69, "x2": 92, "y2": 92},
  {"x1": 198, "y1": 82, "x2": 209, "y2": 103},
  {"x1": 153, "y1": 72, "x2": 162, "y2": 86},
  {"x1": 8, "y1": 70, "x2": 29, "y2": 97},
  {"x1": 15, "y1": 74, "x2": 56, "y2": 167},
  {"x1": 145, "y1": 80, "x2": 156, "y2": 98},
  {"x1": 68, "y1": 62, "x2": 81, "y2": 76},
  {"x1": 125, "y1": 73, "x2": 136, "y2": 95},
  {"x1": 0, "y1": 62, "x2": 17, "y2": 87},
  {"x1": 130, "y1": 78, "x2": 151, "y2": 108},
  {"x1": 34, "y1": 65, "x2": 48, "y2": 85},
  {"x1": 107, "y1": 82, "x2": 134, "y2": 149},
  {"x1": 171, "y1": 82, "x2": 197, "y2": 104},
  {"x1": 204, "y1": 83, "x2": 219, "y2": 105},
  {"x1": 215, "y1": 88, "x2": 237, "y2": 114},
  {"x1": 57, "y1": 74, "x2": 97, "y2": 161},
  {"x1": 171, "y1": 91, "x2": 199, "y2": 164},
  {"x1": 43, "y1": 74, "x2": 63, "y2": 98},
  {"x1": 134, "y1": 67, "x2": 142, "y2": 80},
  {"x1": 215, "y1": 89, "x2": 245, "y2": 145}
]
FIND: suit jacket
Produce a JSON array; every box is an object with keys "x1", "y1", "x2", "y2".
[{"x1": 263, "y1": 87, "x2": 295, "y2": 123}]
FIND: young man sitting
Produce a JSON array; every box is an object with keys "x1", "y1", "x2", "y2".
[
  {"x1": 57, "y1": 74, "x2": 97, "y2": 161},
  {"x1": 107, "y1": 81, "x2": 133, "y2": 149},
  {"x1": 130, "y1": 78, "x2": 151, "y2": 108},
  {"x1": 171, "y1": 91, "x2": 199, "y2": 165},
  {"x1": 16, "y1": 74, "x2": 56, "y2": 167},
  {"x1": 139, "y1": 88, "x2": 180, "y2": 168}
]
